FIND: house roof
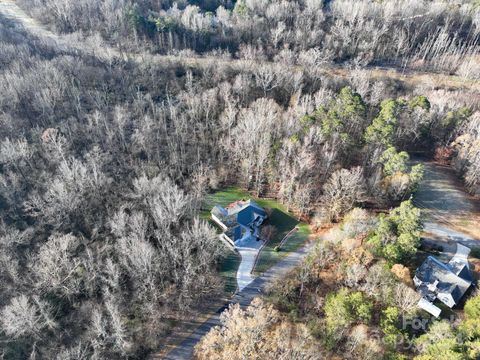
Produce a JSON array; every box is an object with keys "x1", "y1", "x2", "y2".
[
  {"x1": 211, "y1": 205, "x2": 228, "y2": 218},
  {"x1": 225, "y1": 225, "x2": 243, "y2": 242},
  {"x1": 415, "y1": 255, "x2": 472, "y2": 305},
  {"x1": 211, "y1": 200, "x2": 267, "y2": 243},
  {"x1": 211, "y1": 200, "x2": 266, "y2": 226},
  {"x1": 235, "y1": 202, "x2": 266, "y2": 227},
  {"x1": 418, "y1": 297, "x2": 442, "y2": 317},
  {"x1": 457, "y1": 265, "x2": 473, "y2": 283},
  {"x1": 449, "y1": 243, "x2": 472, "y2": 281},
  {"x1": 225, "y1": 200, "x2": 266, "y2": 216}
]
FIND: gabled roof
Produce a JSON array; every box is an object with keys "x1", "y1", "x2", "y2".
[
  {"x1": 212, "y1": 205, "x2": 228, "y2": 218},
  {"x1": 415, "y1": 254, "x2": 472, "y2": 306},
  {"x1": 457, "y1": 265, "x2": 473, "y2": 283},
  {"x1": 211, "y1": 200, "x2": 266, "y2": 226},
  {"x1": 235, "y1": 203, "x2": 266, "y2": 227},
  {"x1": 225, "y1": 225, "x2": 243, "y2": 242},
  {"x1": 449, "y1": 243, "x2": 472, "y2": 282},
  {"x1": 418, "y1": 297, "x2": 442, "y2": 317},
  {"x1": 211, "y1": 199, "x2": 267, "y2": 244},
  {"x1": 225, "y1": 200, "x2": 266, "y2": 216}
]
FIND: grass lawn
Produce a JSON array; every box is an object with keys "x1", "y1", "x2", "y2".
[
  {"x1": 217, "y1": 249, "x2": 241, "y2": 294},
  {"x1": 201, "y1": 187, "x2": 252, "y2": 217},
  {"x1": 202, "y1": 187, "x2": 311, "y2": 280},
  {"x1": 254, "y1": 222, "x2": 311, "y2": 274},
  {"x1": 202, "y1": 188, "x2": 253, "y2": 294}
]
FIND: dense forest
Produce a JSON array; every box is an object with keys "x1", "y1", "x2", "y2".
[
  {"x1": 23, "y1": 0, "x2": 480, "y2": 77},
  {"x1": 0, "y1": 0, "x2": 479, "y2": 359},
  {"x1": 196, "y1": 203, "x2": 480, "y2": 360}
]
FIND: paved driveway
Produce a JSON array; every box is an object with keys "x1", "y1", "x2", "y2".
[
  {"x1": 235, "y1": 235, "x2": 263, "y2": 291},
  {"x1": 413, "y1": 161, "x2": 480, "y2": 253},
  {"x1": 413, "y1": 161, "x2": 477, "y2": 220},
  {"x1": 162, "y1": 237, "x2": 318, "y2": 359}
]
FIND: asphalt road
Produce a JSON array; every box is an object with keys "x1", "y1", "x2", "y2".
[
  {"x1": 2, "y1": 3, "x2": 479, "y2": 357},
  {"x1": 162, "y1": 238, "x2": 317, "y2": 359},
  {"x1": 413, "y1": 161, "x2": 480, "y2": 255}
]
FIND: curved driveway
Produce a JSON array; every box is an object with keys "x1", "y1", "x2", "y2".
[
  {"x1": 2, "y1": 4, "x2": 479, "y2": 358},
  {"x1": 162, "y1": 238, "x2": 317, "y2": 359},
  {"x1": 164, "y1": 161, "x2": 480, "y2": 359}
]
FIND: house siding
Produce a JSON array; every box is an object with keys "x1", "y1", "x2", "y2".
[
  {"x1": 211, "y1": 214, "x2": 228, "y2": 231},
  {"x1": 220, "y1": 233, "x2": 235, "y2": 248}
]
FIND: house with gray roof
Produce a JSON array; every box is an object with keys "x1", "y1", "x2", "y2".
[
  {"x1": 211, "y1": 200, "x2": 267, "y2": 247},
  {"x1": 414, "y1": 243, "x2": 473, "y2": 317}
]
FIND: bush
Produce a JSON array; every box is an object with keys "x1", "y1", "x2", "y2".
[
  {"x1": 368, "y1": 200, "x2": 422, "y2": 264},
  {"x1": 470, "y1": 247, "x2": 480, "y2": 259},
  {"x1": 342, "y1": 208, "x2": 377, "y2": 237},
  {"x1": 324, "y1": 288, "x2": 373, "y2": 341}
]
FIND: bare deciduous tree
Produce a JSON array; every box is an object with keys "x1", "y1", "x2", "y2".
[
  {"x1": 320, "y1": 167, "x2": 366, "y2": 222},
  {"x1": 33, "y1": 233, "x2": 82, "y2": 297},
  {"x1": 1, "y1": 295, "x2": 56, "y2": 338}
]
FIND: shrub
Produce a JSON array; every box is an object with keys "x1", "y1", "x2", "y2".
[
  {"x1": 368, "y1": 200, "x2": 422, "y2": 264},
  {"x1": 324, "y1": 288, "x2": 373, "y2": 343},
  {"x1": 470, "y1": 247, "x2": 480, "y2": 259}
]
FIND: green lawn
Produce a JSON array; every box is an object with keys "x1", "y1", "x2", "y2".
[
  {"x1": 217, "y1": 250, "x2": 241, "y2": 294},
  {"x1": 203, "y1": 187, "x2": 311, "y2": 280},
  {"x1": 202, "y1": 188, "x2": 252, "y2": 294},
  {"x1": 254, "y1": 222, "x2": 311, "y2": 274},
  {"x1": 201, "y1": 187, "x2": 260, "y2": 217}
]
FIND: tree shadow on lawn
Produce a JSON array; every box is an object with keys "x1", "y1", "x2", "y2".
[
  {"x1": 254, "y1": 209, "x2": 310, "y2": 275},
  {"x1": 218, "y1": 249, "x2": 241, "y2": 294},
  {"x1": 200, "y1": 187, "x2": 309, "y2": 288},
  {"x1": 267, "y1": 208, "x2": 300, "y2": 241}
]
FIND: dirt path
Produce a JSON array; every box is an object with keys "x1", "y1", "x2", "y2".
[
  {"x1": 0, "y1": 0, "x2": 48, "y2": 35},
  {"x1": 3, "y1": 2, "x2": 480, "y2": 358},
  {"x1": 1, "y1": 0, "x2": 479, "y2": 92},
  {"x1": 0, "y1": 0, "x2": 72, "y2": 52}
]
